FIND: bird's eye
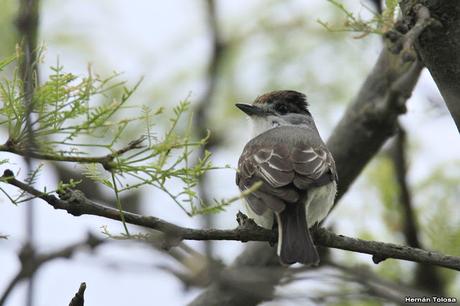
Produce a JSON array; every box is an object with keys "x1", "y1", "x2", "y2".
[{"x1": 275, "y1": 104, "x2": 288, "y2": 114}]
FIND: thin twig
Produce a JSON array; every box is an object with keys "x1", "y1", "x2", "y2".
[
  {"x1": 0, "y1": 234, "x2": 103, "y2": 306},
  {"x1": 390, "y1": 126, "x2": 420, "y2": 248},
  {"x1": 389, "y1": 125, "x2": 445, "y2": 293},
  {"x1": 327, "y1": 262, "x2": 428, "y2": 303},
  {"x1": 0, "y1": 136, "x2": 145, "y2": 170}
]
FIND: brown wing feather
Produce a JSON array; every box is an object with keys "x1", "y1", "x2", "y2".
[{"x1": 237, "y1": 138, "x2": 336, "y2": 216}]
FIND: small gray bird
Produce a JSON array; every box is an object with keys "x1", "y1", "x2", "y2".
[{"x1": 235, "y1": 90, "x2": 337, "y2": 266}]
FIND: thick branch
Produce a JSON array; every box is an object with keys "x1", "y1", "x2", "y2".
[
  {"x1": 323, "y1": 2, "x2": 435, "y2": 203},
  {"x1": 327, "y1": 48, "x2": 423, "y2": 201},
  {"x1": 3, "y1": 172, "x2": 460, "y2": 272},
  {"x1": 400, "y1": 1, "x2": 460, "y2": 132}
]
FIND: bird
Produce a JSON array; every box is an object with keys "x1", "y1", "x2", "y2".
[{"x1": 235, "y1": 90, "x2": 337, "y2": 266}]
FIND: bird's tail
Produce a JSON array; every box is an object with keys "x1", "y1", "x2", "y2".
[{"x1": 276, "y1": 203, "x2": 319, "y2": 266}]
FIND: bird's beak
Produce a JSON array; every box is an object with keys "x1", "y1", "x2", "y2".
[{"x1": 235, "y1": 104, "x2": 267, "y2": 117}]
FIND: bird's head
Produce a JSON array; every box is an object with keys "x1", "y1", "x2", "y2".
[{"x1": 236, "y1": 90, "x2": 316, "y2": 137}]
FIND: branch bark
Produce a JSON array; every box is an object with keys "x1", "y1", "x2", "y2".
[
  {"x1": 400, "y1": 1, "x2": 460, "y2": 132},
  {"x1": 2, "y1": 172, "x2": 460, "y2": 273},
  {"x1": 327, "y1": 49, "x2": 423, "y2": 201},
  {"x1": 68, "y1": 282, "x2": 86, "y2": 306}
]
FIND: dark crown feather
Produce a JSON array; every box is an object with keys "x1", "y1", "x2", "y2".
[{"x1": 253, "y1": 90, "x2": 309, "y2": 114}]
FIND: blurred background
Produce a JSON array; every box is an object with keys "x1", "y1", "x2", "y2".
[{"x1": 1, "y1": 0, "x2": 459, "y2": 305}]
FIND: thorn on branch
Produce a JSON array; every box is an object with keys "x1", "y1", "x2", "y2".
[
  {"x1": 68, "y1": 282, "x2": 86, "y2": 306},
  {"x1": 372, "y1": 254, "x2": 388, "y2": 264}
]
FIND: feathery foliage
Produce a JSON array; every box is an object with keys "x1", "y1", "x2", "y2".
[
  {"x1": 317, "y1": 0, "x2": 399, "y2": 37},
  {"x1": 0, "y1": 53, "x2": 240, "y2": 226}
]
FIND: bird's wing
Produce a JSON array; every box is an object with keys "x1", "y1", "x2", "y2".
[{"x1": 237, "y1": 139, "x2": 336, "y2": 215}]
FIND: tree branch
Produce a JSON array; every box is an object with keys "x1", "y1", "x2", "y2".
[
  {"x1": 327, "y1": 262, "x2": 429, "y2": 303},
  {"x1": 389, "y1": 126, "x2": 420, "y2": 248},
  {"x1": 0, "y1": 234, "x2": 103, "y2": 306},
  {"x1": 68, "y1": 282, "x2": 86, "y2": 306},
  {"x1": 193, "y1": 0, "x2": 227, "y2": 259},
  {"x1": 15, "y1": 0, "x2": 41, "y2": 304},
  {"x1": 324, "y1": 1, "x2": 438, "y2": 203},
  {"x1": 314, "y1": 229, "x2": 460, "y2": 271},
  {"x1": 327, "y1": 48, "x2": 423, "y2": 201},
  {"x1": 188, "y1": 243, "x2": 282, "y2": 306},
  {"x1": 389, "y1": 125, "x2": 445, "y2": 293},
  {"x1": 0, "y1": 136, "x2": 145, "y2": 171},
  {"x1": 2, "y1": 171, "x2": 460, "y2": 272},
  {"x1": 400, "y1": 1, "x2": 460, "y2": 132}
]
